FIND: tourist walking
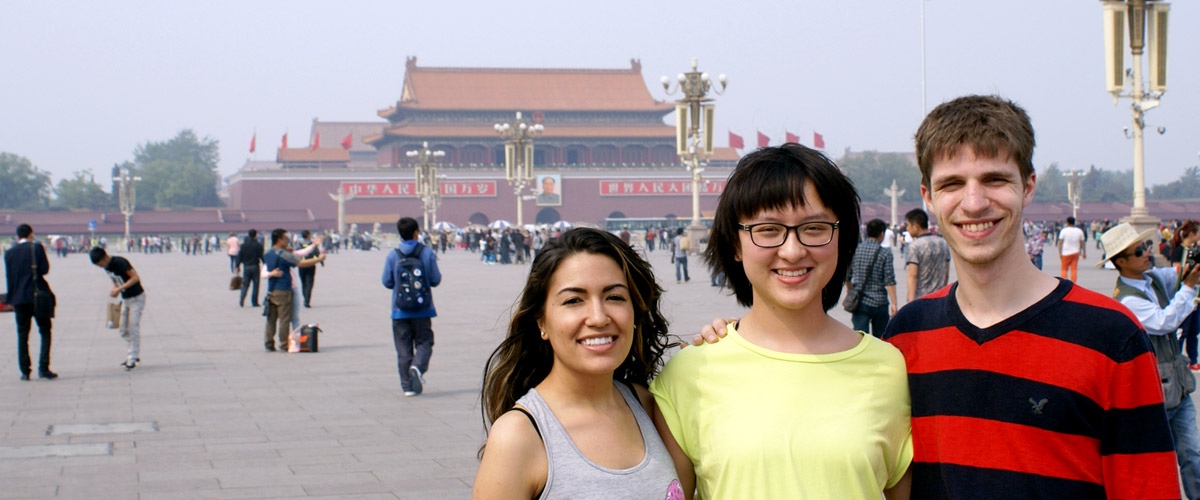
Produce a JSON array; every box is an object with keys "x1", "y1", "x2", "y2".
[
  {"x1": 382, "y1": 217, "x2": 442, "y2": 396},
  {"x1": 1057, "y1": 216, "x2": 1086, "y2": 281}
]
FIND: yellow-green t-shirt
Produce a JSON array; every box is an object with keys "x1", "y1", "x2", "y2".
[{"x1": 649, "y1": 325, "x2": 913, "y2": 499}]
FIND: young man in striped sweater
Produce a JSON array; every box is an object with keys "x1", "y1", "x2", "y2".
[{"x1": 883, "y1": 95, "x2": 1179, "y2": 498}]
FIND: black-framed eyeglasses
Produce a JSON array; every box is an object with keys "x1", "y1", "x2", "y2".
[{"x1": 737, "y1": 221, "x2": 839, "y2": 248}]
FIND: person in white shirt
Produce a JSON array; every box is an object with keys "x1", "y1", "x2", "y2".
[{"x1": 1057, "y1": 216, "x2": 1086, "y2": 281}]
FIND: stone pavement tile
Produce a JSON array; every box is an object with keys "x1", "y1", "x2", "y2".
[
  {"x1": 356, "y1": 455, "x2": 455, "y2": 477},
  {"x1": 140, "y1": 485, "x2": 307, "y2": 500},
  {"x1": 384, "y1": 477, "x2": 472, "y2": 499},
  {"x1": 55, "y1": 482, "x2": 141, "y2": 498},
  {"x1": 114, "y1": 441, "x2": 207, "y2": 456},
  {"x1": 0, "y1": 485, "x2": 59, "y2": 499},
  {"x1": 212, "y1": 451, "x2": 353, "y2": 470},
  {"x1": 214, "y1": 467, "x2": 304, "y2": 488},
  {"x1": 288, "y1": 461, "x2": 375, "y2": 475},
  {"x1": 61, "y1": 461, "x2": 149, "y2": 476},
  {"x1": 300, "y1": 477, "x2": 395, "y2": 498},
  {"x1": 52, "y1": 469, "x2": 138, "y2": 487},
  {"x1": 0, "y1": 460, "x2": 62, "y2": 478}
]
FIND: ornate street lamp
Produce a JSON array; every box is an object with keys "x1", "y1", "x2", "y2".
[
  {"x1": 406, "y1": 141, "x2": 446, "y2": 229},
  {"x1": 1102, "y1": 0, "x2": 1170, "y2": 235},
  {"x1": 494, "y1": 112, "x2": 544, "y2": 227},
  {"x1": 112, "y1": 166, "x2": 141, "y2": 242},
  {"x1": 662, "y1": 58, "x2": 726, "y2": 244}
]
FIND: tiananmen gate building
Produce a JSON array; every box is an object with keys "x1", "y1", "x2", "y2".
[{"x1": 224, "y1": 57, "x2": 739, "y2": 231}]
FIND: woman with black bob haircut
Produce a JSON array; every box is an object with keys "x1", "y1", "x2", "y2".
[
  {"x1": 650, "y1": 144, "x2": 914, "y2": 499},
  {"x1": 707, "y1": 144, "x2": 861, "y2": 309},
  {"x1": 474, "y1": 227, "x2": 681, "y2": 499}
]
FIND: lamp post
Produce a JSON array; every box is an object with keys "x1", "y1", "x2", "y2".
[
  {"x1": 1102, "y1": 0, "x2": 1170, "y2": 235},
  {"x1": 406, "y1": 141, "x2": 446, "y2": 229},
  {"x1": 661, "y1": 58, "x2": 726, "y2": 245},
  {"x1": 112, "y1": 166, "x2": 141, "y2": 243},
  {"x1": 494, "y1": 112, "x2": 543, "y2": 227},
  {"x1": 1064, "y1": 169, "x2": 1085, "y2": 220},
  {"x1": 327, "y1": 186, "x2": 356, "y2": 235}
]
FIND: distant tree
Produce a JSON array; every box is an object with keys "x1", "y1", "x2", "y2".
[
  {"x1": 54, "y1": 169, "x2": 112, "y2": 210},
  {"x1": 131, "y1": 129, "x2": 221, "y2": 209},
  {"x1": 0, "y1": 152, "x2": 52, "y2": 209},
  {"x1": 1032, "y1": 163, "x2": 1069, "y2": 203},
  {"x1": 838, "y1": 152, "x2": 922, "y2": 203},
  {"x1": 1150, "y1": 166, "x2": 1200, "y2": 200},
  {"x1": 1081, "y1": 165, "x2": 1137, "y2": 202}
]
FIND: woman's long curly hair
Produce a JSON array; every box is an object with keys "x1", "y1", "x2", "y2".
[{"x1": 478, "y1": 228, "x2": 671, "y2": 450}]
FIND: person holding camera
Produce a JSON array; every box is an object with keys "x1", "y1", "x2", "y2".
[
  {"x1": 1170, "y1": 220, "x2": 1200, "y2": 370},
  {"x1": 1102, "y1": 222, "x2": 1200, "y2": 499}
]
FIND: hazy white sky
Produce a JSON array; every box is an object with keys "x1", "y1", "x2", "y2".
[{"x1": 3, "y1": 1, "x2": 1197, "y2": 189}]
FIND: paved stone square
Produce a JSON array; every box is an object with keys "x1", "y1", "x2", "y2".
[{"x1": 0, "y1": 238, "x2": 1166, "y2": 498}]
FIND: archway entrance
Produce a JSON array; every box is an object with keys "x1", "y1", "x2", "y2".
[{"x1": 535, "y1": 208, "x2": 561, "y2": 224}]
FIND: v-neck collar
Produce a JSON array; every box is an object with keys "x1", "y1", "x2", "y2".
[{"x1": 945, "y1": 278, "x2": 1072, "y2": 345}]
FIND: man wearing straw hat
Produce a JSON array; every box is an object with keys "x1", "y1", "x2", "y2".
[{"x1": 1102, "y1": 221, "x2": 1200, "y2": 498}]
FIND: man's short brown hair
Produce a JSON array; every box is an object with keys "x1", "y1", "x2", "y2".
[{"x1": 914, "y1": 95, "x2": 1035, "y2": 189}]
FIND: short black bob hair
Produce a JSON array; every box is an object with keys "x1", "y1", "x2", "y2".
[{"x1": 704, "y1": 143, "x2": 861, "y2": 310}]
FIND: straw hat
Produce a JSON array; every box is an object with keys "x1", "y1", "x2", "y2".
[{"x1": 1097, "y1": 222, "x2": 1157, "y2": 267}]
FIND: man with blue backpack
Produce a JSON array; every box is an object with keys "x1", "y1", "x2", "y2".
[{"x1": 382, "y1": 217, "x2": 442, "y2": 396}]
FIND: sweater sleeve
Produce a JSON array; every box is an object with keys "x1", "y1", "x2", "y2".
[{"x1": 1100, "y1": 332, "x2": 1181, "y2": 499}]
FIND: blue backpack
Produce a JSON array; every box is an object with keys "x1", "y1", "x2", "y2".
[{"x1": 393, "y1": 243, "x2": 431, "y2": 311}]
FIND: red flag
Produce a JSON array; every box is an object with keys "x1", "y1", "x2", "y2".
[
  {"x1": 785, "y1": 131, "x2": 799, "y2": 144},
  {"x1": 341, "y1": 132, "x2": 353, "y2": 150},
  {"x1": 281, "y1": 133, "x2": 288, "y2": 150},
  {"x1": 310, "y1": 132, "x2": 320, "y2": 151},
  {"x1": 757, "y1": 131, "x2": 769, "y2": 148},
  {"x1": 249, "y1": 133, "x2": 256, "y2": 153},
  {"x1": 728, "y1": 131, "x2": 744, "y2": 149},
  {"x1": 813, "y1": 131, "x2": 825, "y2": 149}
]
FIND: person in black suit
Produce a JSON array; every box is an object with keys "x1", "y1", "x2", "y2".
[
  {"x1": 235, "y1": 229, "x2": 264, "y2": 307},
  {"x1": 4, "y1": 224, "x2": 57, "y2": 380}
]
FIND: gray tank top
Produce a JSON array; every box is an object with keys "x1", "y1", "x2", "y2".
[{"x1": 516, "y1": 382, "x2": 683, "y2": 500}]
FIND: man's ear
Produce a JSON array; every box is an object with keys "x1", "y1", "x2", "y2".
[
  {"x1": 920, "y1": 184, "x2": 935, "y2": 216},
  {"x1": 1022, "y1": 173, "x2": 1037, "y2": 207}
]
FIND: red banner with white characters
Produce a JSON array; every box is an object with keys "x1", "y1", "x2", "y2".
[
  {"x1": 339, "y1": 181, "x2": 497, "y2": 198},
  {"x1": 598, "y1": 179, "x2": 726, "y2": 196}
]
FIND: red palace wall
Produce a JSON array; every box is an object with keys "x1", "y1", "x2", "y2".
[{"x1": 228, "y1": 168, "x2": 731, "y2": 228}]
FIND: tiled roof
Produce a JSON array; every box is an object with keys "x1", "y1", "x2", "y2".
[
  {"x1": 276, "y1": 148, "x2": 351, "y2": 163},
  {"x1": 373, "y1": 123, "x2": 676, "y2": 141},
  {"x1": 387, "y1": 57, "x2": 674, "y2": 113},
  {"x1": 311, "y1": 121, "x2": 387, "y2": 152},
  {"x1": 709, "y1": 147, "x2": 740, "y2": 162}
]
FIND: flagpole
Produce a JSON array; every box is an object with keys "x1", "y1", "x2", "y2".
[
  {"x1": 920, "y1": 0, "x2": 929, "y2": 213},
  {"x1": 921, "y1": 0, "x2": 927, "y2": 116}
]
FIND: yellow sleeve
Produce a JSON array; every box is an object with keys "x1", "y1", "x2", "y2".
[
  {"x1": 886, "y1": 430, "x2": 914, "y2": 488},
  {"x1": 650, "y1": 357, "x2": 691, "y2": 458}
]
